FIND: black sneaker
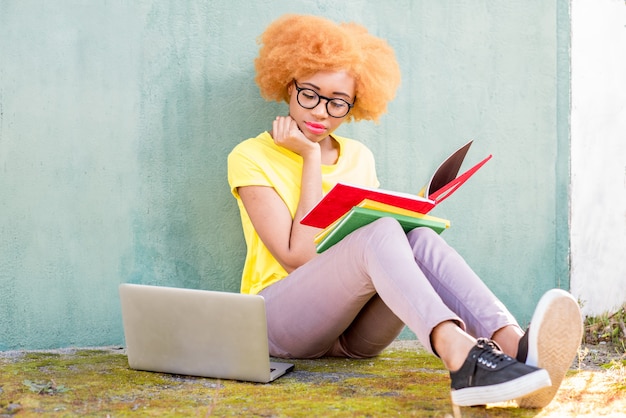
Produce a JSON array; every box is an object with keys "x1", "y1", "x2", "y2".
[
  {"x1": 450, "y1": 338, "x2": 551, "y2": 407},
  {"x1": 516, "y1": 289, "x2": 583, "y2": 408}
]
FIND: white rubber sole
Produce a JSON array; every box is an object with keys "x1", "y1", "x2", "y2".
[
  {"x1": 518, "y1": 289, "x2": 583, "y2": 408},
  {"x1": 451, "y1": 368, "x2": 551, "y2": 407}
]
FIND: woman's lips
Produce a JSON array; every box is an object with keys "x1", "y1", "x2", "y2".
[{"x1": 305, "y1": 122, "x2": 326, "y2": 135}]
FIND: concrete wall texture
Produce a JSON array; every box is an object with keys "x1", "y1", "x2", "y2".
[{"x1": 0, "y1": 0, "x2": 580, "y2": 350}]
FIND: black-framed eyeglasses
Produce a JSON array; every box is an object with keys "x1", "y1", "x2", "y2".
[{"x1": 293, "y1": 80, "x2": 354, "y2": 118}]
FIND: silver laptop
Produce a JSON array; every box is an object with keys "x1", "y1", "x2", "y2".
[{"x1": 118, "y1": 283, "x2": 294, "y2": 383}]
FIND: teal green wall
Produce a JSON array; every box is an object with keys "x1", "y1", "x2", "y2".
[{"x1": 0, "y1": 1, "x2": 569, "y2": 350}]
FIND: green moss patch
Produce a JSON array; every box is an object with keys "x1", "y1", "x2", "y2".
[{"x1": 0, "y1": 343, "x2": 612, "y2": 417}]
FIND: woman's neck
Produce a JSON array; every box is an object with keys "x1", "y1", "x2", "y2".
[{"x1": 319, "y1": 135, "x2": 340, "y2": 165}]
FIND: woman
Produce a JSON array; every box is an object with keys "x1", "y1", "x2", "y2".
[{"x1": 227, "y1": 14, "x2": 582, "y2": 408}]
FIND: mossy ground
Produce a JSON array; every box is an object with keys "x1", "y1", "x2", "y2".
[{"x1": 0, "y1": 342, "x2": 624, "y2": 417}]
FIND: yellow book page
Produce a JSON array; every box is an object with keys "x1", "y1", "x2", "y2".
[{"x1": 357, "y1": 199, "x2": 450, "y2": 228}]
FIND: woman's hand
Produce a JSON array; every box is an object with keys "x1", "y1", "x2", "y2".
[{"x1": 271, "y1": 116, "x2": 318, "y2": 157}]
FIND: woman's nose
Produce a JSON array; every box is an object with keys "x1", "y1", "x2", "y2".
[{"x1": 311, "y1": 99, "x2": 329, "y2": 117}]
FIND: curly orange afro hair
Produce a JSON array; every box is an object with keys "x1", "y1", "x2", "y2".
[{"x1": 254, "y1": 14, "x2": 401, "y2": 123}]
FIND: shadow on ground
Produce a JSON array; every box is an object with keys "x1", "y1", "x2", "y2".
[{"x1": 1, "y1": 341, "x2": 624, "y2": 417}]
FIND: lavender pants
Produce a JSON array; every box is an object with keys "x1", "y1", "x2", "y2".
[{"x1": 259, "y1": 217, "x2": 517, "y2": 359}]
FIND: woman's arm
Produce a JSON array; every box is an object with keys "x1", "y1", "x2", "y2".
[{"x1": 238, "y1": 116, "x2": 325, "y2": 272}]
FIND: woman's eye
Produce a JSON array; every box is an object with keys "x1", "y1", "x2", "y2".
[{"x1": 330, "y1": 100, "x2": 347, "y2": 109}]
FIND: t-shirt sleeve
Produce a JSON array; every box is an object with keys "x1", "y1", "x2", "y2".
[{"x1": 227, "y1": 141, "x2": 272, "y2": 199}]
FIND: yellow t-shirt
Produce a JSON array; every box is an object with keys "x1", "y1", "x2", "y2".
[{"x1": 227, "y1": 131, "x2": 379, "y2": 294}]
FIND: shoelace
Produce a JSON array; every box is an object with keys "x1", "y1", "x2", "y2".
[
  {"x1": 477, "y1": 337, "x2": 503, "y2": 352},
  {"x1": 475, "y1": 338, "x2": 512, "y2": 369}
]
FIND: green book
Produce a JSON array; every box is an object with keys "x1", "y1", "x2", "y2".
[{"x1": 315, "y1": 206, "x2": 449, "y2": 253}]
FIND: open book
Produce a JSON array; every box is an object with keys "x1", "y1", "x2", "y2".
[{"x1": 301, "y1": 140, "x2": 492, "y2": 230}]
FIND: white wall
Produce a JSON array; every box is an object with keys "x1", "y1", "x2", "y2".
[{"x1": 571, "y1": 0, "x2": 626, "y2": 316}]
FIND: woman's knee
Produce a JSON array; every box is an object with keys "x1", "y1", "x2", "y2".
[
  {"x1": 406, "y1": 226, "x2": 457, "y2": 265},
  {"x1": 407, "y1": 225, "x2": 440, "y2": 242},
  {"x1": 366, "y1": 216, "x2": 406, "y2": 237},
  {"x1": 340, "y1": 217, "x2": 408, "y2": 259},
  {"x1": 361, "y1": 217, "x2": 422, "y2": 260}
]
